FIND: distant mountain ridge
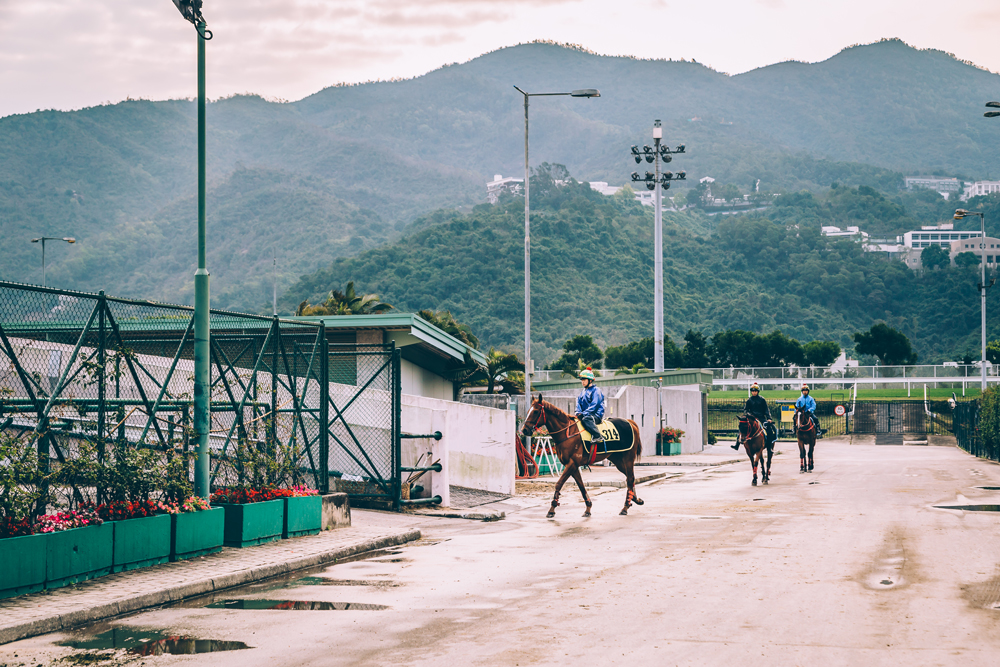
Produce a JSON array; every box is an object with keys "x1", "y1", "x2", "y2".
[{"x1": 1, "y1": 38, "x2": 999, "y2": 311}]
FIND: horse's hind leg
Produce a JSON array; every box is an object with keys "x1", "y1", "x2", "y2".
[
  {"x1": 611, "y1": 456, "x2": 637, "y2": 515},
  {"x1": 547, "y1": 462, "x2": 574, "y2": 518},
  {"x1": 570, "y1": 464, "x2": 593, "y2": 517},
  {"x1": 808, "y1": 441, "x2": 815, "y2": 472}
]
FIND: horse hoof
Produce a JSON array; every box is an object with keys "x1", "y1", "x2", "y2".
[
  {"x1": 752, "y1": 479, "x2": 757, "y2": 486},
  {"x1": 582, "y1": 512, "x2": 591, "y2": 517},
  {"x1": 546, "y1": 511, "x2": 555, "y2": 518},
  {"x1": 634, "y1": 497, "x2": 645, "y2": 506},
  {"x1": 619, "y1": 509, "x2": 628, "y2": 515},
  {"x1": 763, "y1": 479, "x2": 768, "y2": 485}
]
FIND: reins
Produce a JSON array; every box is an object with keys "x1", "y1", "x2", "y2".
[{"x1": 524, "y1": 402, "x2": 582, "y2": 438}]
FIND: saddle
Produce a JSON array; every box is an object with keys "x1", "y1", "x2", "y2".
[{"x1": 574, "y1": 417, "x2": 634, "y2": 463}]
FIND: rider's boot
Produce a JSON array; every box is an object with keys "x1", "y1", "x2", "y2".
[{"x1": 731, "y1": 438, "x2": 740, "y2": 450}]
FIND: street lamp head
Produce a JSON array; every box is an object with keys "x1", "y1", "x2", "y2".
[
  {"x1": 675, "y1": 144, "x2": 686, "y2": 153},
  {"x1": 631, "y1": 172, "x2": 640, "y2": 182},
  {"x1": 986, "y1": 111, "x2": 1000, "y2": 118},
  {"x1": 570, "y1": 89, "x2": 600, "y2": 98},
  {"x1": 63, "y1": 238, "x2": 76, "y2": 243},
  {"x1": 987, "y1": 102, "x2": 1000, "y2": 108},
  {"x1": 31, "y1": 238, "x2": 40, "y2": 243},
  {"x1": 171, "y1": 0, "x2": 206, "y2": 24},
  {"x1": 631, "y1": 145, "x2": 640, "y2": 155},
  {"x1": 955, "y1": 209, "x2": 969, "y2": 220},
  {"x1": 676, "y1": 171, "x2": 687, "y2": 180}
]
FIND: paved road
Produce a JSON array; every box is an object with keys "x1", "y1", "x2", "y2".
[{"x1": 6, "y1": 438, "x2": 1000, "y2": 666}]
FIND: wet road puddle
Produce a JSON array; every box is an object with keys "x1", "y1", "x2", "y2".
[
  {"x1": 206, "y1": 599, "x2": 389, "y2": 610},
  {"x1": 60, "y1": 627, "x2": 250, "y2": 655},
  {"x1": 934, "y1": 504, "x2": 1000, "y2": 512}
]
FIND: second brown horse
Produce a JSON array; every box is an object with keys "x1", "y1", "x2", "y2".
[{"x1": 520, "y1": 395, "x2": 644, "y2": 517}]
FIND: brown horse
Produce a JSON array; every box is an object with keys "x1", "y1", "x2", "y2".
[
  {"x1": 794, "y1": 407, "x2": 816, "y2": 473},
  {"x1": 519, "y1": 395, "x2": 643, "y2": 517},
  {"x1": 737, "y1": 414, "x2": 771, "y2": 486}
]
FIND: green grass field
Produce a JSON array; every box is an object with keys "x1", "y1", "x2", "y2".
[{"x1": 708, "y1": 387, "x2": 979, "y2": 403}]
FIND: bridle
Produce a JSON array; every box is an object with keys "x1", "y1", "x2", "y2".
[
  {"x1": 795, "y1": 407, "x2": 815, "y2": 432},
  {"x1": 520, "y1": 401, "x2": 579, "y2": 438},
  {"x1": 739, "y1": 414, "x2": 764, "y2": 440}
]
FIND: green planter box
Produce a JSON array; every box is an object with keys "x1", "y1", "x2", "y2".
[
  {"x1": 666, "y1": 441, "x2": 682, "y2": 456},
  {"x1": 0, "y1": 533, "x2": 48, "y2": 598},
  {"x1": 46, "y1": 523, "x2": 113, "y2": 589},
  {"x1": 112, "y1": 514, "x2": 171, "y2": 572},
  {"x1": 171, "y1": 507, "x2": 224, "y2": 561},
  {"x1": 283, "y1": 496, "x2": 321, "y2": 539},
  {"x1": 215, "y1": 500, "x2": 283, "y2": 548}
]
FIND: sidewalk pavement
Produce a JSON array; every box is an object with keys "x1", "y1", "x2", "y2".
[{"x1": 0, "y1": 525, "x2": 421, "y2": 646}]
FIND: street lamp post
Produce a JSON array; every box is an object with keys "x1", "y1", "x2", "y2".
[
  {"x1": 512, "y1": 86, "x2": 600, "y2": 403},
  {"x1": 30, "y1": 237, "x2": 76, "y2": 286},
  {"x1": 170, "y1": 0, "x2": 213, "y2": 498},
  {"x1": 955, "y1": 208, "x2": 992, "y2": 392},
  {"x1": 629, "y1": 123, "x2": 686, "y2": 372}
]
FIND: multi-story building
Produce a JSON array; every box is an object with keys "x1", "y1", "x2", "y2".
[
  {"x1": 486, "y1": 174, "x2": 523, "y2": 204},
  {"x1": 950, "y1": 236, "x2": 1000, "y2": 266},
  {"x1": 962, "y1": 180, "x2": 1000, "y2": 200},
  {"x1": 904, "y1": 176, "x2": 961, "y2": 194},
  {"x1": 902, "y1": 223, "x2": 981, "y2": 249}
]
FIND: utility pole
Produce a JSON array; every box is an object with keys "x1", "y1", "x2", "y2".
[
  {"x1": 630, "y1": 123, "x2": 686, "y2": 372},
  {"x1": 955, "y1": 208, "x2": 993, "y2": 393},
  {"x1": 170, "y1": 0, "x2": 213, "y2": 497}
]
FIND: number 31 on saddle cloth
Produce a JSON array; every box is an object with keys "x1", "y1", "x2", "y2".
[{"x1": 573, "y1": 417, "x2": 635, "y2": 464}]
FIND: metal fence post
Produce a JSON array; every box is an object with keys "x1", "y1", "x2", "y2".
[
  {"x1": 393, "y1": 343, "x2": 402, "y2": 511},
  {"x1": 320, "y1": 325, "x2": 330, "y2": 493}
]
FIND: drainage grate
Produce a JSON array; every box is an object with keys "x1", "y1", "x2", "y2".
[
  {"x1": 875, "y1": 433, "x2": 904, "y2": 446},
  {"x1": 448, "y1": 485, "x2": 512, "y2": 509}
]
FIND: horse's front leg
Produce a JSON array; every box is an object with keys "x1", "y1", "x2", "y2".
[
  {"x1": 547, "y1": 460, "x2": 575, "y2": 518},
  {"x1": 808, "y1": 440, "x2": 815, "y2": 472},
  {"x1": 568, "y1": 462, "x2": 592, "y2": 517},
  {"x1": 798, "y1": 438, "x2": 807, "y2": 473}
]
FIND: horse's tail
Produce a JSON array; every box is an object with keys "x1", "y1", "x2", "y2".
[{"x1": 630, "y1": 420, "x2": 641, "y2": 464}]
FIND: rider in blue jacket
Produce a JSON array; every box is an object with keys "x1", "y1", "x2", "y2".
[
  {"x1": 794, "y1": 384, "x2": 823, "y2": 437},
  {"x1": 576, "y1": 368, "x2": 605, "y2": 446}
]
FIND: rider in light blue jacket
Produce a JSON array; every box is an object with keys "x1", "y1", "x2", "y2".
[{"x1": 794, "y1": 385, "x2": 823, "y2": 437}]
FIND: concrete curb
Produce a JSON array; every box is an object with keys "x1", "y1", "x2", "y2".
[{"x1": 0, "y1": 529, "x2": 420, "y2": 647}]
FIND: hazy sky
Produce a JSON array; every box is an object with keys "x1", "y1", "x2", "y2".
[{"x1": 2, "y1": 0, "x2": 998, "y2": 118}]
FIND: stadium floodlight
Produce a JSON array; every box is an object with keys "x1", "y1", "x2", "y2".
[{"x1": 623, "y1": 121, "x2": 690, "y2": 372}]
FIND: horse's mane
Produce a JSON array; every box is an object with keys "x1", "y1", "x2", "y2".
[{"x1": 534, "y1": 400, "x2": 571, "y2": 421}]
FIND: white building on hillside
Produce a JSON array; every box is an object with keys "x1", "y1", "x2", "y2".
[
  {"x1": 904, "y1": 175, "x2": 961, "y2": 194},
  {"x1": 962, "y1": 180, "x2": 1000, "y2": 201},
  {"x1": 486, "y1": 174, "x2": 523, "y2": 204},
  {"x1": 588, "y1": 181, "x2": 622, "y2": 196},
  {"x1": 822, "y1": 225, "x2": 867, "y2": 240},
  {"x1": 902, "y1": 223, "x2": 981, "y2": 249}
]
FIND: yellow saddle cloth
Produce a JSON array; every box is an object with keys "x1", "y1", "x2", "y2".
[{"x1": 574, "y1": 418, "x2": 620, "y2": 443}]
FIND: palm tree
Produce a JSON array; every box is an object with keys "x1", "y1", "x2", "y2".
[
  {"x1": 417, "y1": 309, "x2": 479, "y2": 349},
  {"x1": 446, "y1": 348, "x2": 525, "y2": 394},
  {"x1": 295, "y1": 282, "x2": 393, "y2": 316},
  {"x1": 616, "y1": 363, "x2": 651, "y2": 376}
]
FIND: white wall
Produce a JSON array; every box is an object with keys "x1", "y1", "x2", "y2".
[
  {"x1": 401, "y1": 394, "x2": 516, "y2": 504},
  {"x1": 532, "y1": 384, "x2": 707, "y2": 454},
  {"x1": 401, "y1": 358, "x2": 454, "y2": 401}
]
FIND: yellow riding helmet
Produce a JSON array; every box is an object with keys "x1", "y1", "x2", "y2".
[{"x1": 801, "y1": 384, "x2": 810, "y2": 391}]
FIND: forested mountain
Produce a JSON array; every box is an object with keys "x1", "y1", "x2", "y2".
[
  {"x1": 2, "y1": 38, "x2": 999, "y2": 314},
  {"x1": 282, "y1": 177, "x2": 1000, "y2": 364}
]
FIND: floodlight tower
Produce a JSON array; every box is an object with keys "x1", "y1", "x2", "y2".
[{"x1": 629, "y1": 120, "x2": 686, "y2": 372}]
